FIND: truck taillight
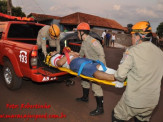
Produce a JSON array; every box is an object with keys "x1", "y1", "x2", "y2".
[
  {"x1": 30, "y1": 50, "x2": 37, "y2": 69},
  {"x1": 31, "y1": 50, "x2": 37, "y2": 57}
]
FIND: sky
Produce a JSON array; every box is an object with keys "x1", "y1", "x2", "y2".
[{"x1": 12, "y1": 0, "x2": 163, "y2": 32}]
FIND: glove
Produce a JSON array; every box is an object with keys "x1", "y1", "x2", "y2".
[
  {"x1": 112, "y1": 81, "x2": 124, "y2": 88},
  {"x1": 105, "y1": 68, "x2": 116, "y2": 74}
]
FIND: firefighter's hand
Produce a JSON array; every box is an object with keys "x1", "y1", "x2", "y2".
[{"x1": 112, "y1": 81, "x2": 124, "y2": 88}]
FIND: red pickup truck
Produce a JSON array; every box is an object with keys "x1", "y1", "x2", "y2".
[{"x1": 0, "y1": 21, "x2": 68, "y2": 90}]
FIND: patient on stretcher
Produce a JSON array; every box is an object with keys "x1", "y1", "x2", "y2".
[{"x1": 49, "y1": 50, "x2": 117, "y2": 82}]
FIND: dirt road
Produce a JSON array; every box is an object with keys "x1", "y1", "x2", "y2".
[{"x1": 0, "y1": 47, "x2": 162, "y2": 122}]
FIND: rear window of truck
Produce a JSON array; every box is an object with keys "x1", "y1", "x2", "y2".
[{"x1": 7, "y1": 24, "x2": 43, "y2": 38}]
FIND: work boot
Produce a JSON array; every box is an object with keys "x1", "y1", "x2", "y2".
[
  {"x1": 112, "y1": 110, "x2": 124, "y2": 122},
  {"x1": 90, "y1": 96, "x2": 104, "y2": 116},
  {"x1": 76, "y1": 88, "x2": 89, "y2": 102}
]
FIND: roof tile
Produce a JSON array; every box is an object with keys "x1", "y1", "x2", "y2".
[
  {"x1": 28, "y1": 13, "x2": 60, "y2": 21},
  {"x1": 60, "y1": 12, "x2": 125, "y2": 30}
]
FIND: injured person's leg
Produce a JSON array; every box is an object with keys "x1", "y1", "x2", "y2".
[
  {"x1": 93, "y1": 70, "x2": 115, "y2": 81},
  {"x1": 96, "y1": 65, "x2": 124, "y2": 88}
]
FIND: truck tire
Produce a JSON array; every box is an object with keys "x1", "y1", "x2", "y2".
[{"x1": 3, "y1": 60, "x2": 22, "y2": 90}]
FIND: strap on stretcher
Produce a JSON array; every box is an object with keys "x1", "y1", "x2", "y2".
[
  {"x1": 78, "y1": 60, "x2": 107, "y2": 76},
  {"x1": 44, "y1": 55, "x2": 127, "y2": 86}
]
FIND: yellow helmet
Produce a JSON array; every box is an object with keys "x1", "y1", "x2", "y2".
[
  {"x1": 131, "y1": 21, "x2": 152, "y2": 34},
  {"x1": 49, "y1": 24, "x2": 60, "y2": 38}
]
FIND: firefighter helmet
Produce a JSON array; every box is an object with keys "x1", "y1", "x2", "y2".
[
  {"x1": 77, "y1": 22, "x2": 90, "y2": 31},
  {"x1": 131, "y1": 21, "x2": 152, "y2": 34},
  {"x1": 49, "y1": 24, "x2": 60, "y2": 38}
]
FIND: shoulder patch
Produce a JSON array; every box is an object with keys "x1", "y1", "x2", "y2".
[
  {"x1": 91, "y1": 39, "x2": 96, "y2": 43},
  {"x1": 125, "y1": 50, "x2": 129, "y2": 55},
  {"x1": 124, "y1": 48, "x2": 130, "y2": 55},
  {"x1": 91, "y1": 39, "x2": 99, "y2": 46}
]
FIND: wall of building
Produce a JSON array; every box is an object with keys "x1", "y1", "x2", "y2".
[
  {"x1": 116, "y1": 33, "x2": 132, "y2": 47},
  {"x1": 92, "y1": 28, "x2": 132, "y2": 47},
  {"x1": 92, "y1": 27, "x2": 124, "y2": 34}
]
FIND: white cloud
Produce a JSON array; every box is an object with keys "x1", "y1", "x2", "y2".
[
  {"x1": 113, "y1": 4, "x2": 121, "y2": 11},
  {"x1": 49, "y1": 6, "x2": 55, "y2": 11},
  {"x1": 136, "y1": 8, "x2": 159, "y2": 18},
  {"x1": 157, "y1": 3, "x2": 163, "y2": 11}
]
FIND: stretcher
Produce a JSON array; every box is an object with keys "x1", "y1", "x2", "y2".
[{"x1": 44, "y1": 55, "x2": 127, "y2": 86}]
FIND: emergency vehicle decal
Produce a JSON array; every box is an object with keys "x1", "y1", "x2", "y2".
[
  {"x1": 42, "y1": 77, "x2": 56, "y2": 81},
  {"x1": 19, "y1": 50, "x2": 27, "y2": 64}
]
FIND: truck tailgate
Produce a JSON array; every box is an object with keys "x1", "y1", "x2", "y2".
[{"x1": 37, "y1": 66, "x2": 67, "y2": 77}]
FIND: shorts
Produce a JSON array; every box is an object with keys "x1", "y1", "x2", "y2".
[
  {"x1": 70, "y1": 58, "x2": 99, "y2": 77},
  {"x1": 111, "y1": 39, "x2": 115, "y2": 42}
]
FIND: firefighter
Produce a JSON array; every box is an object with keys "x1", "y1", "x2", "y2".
[
  {"x1": 37, "y1": 24, "x2": 60, "y2": 57},
  {"x1": 76, "y1": 22, "x2": 106, "y2": 116},
  {"x1": 112, "y1": 21, "x2": 163, "y2": 122}
]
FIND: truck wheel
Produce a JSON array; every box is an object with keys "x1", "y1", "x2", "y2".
[{"x1": 3, "y1": 61, "x2": 22, "y2": 90}]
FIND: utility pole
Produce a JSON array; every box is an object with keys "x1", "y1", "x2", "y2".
[{"x1": 7, "y1": 0, "x2": 12, "y2": 15}]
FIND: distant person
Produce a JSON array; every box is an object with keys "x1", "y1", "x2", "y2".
[
  {"x1": 111, "y1": 33, "x2": 115, "y2": 47},
  {"x1": 101, "y1": 30, "x2": 106, "y2": 40},
  {"x1": 64, "y1": 27, "x2": 68, "y2": 32},
  {"x1": 106, "y1": 31, "x2": 111, "y2": 47},
  {"x1": 111, "y1": 21, "x2": 163, "y2": 122},
  {"x1": 101, "y1": 30, "x2": 106, "y2": 46},
  {"x1": 37, "y1": 24, "x2": 61, "y2": 57}
]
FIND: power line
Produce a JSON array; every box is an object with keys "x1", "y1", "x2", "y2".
[
  {"x1": 14, "y1": 0, "x2": 20, "y2": 7},
  {"x1": 13, "y1": 0, "x2": 46, "y2": 15},
  {"x1": 20, "y1": 0, "x2": 30, "y2": 15},
  {"x1": 33, "y1": 0, "x2": 46, "y2": 14}
]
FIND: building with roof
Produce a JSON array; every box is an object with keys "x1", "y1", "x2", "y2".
[
  {"x1": 60, "y1": 12, "x2": 126, "y2": 32},
  {"x1": 27, "y1": 12, "x2": 126, "y2": 33},
  {"x1": 27, "y1": 13, "x2": 60, "y2": 23},
  {"x1": 27, "y1": 13, "x2": 62, "y2": 29}
]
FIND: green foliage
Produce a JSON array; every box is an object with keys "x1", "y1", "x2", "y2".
[
  {"x1": 0, "y1": 0, "x2": 26, "y2": 17},
  {"x1": 156, "y1": 22, "x2": 163, "y2": 38},
  {"x1": 12, "y1": 7, "x2": 26, "y2": 17},
  {"x1": 0, "y1": 0, "x2": 7, "y2": 14}
]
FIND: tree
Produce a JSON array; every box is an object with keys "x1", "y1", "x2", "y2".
[
  {"x1": 12, "y1": 7, "x2": 26, "y2": 17},
  {"x1": 0, "y1": 0, "x2": 26, "y2": 17},
  {"x1": 156, "y1": 22, "x2": 163, "y2": 38},
  {"x1": 0, "y1": 0, "x2": 7, "y2": 14}
]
